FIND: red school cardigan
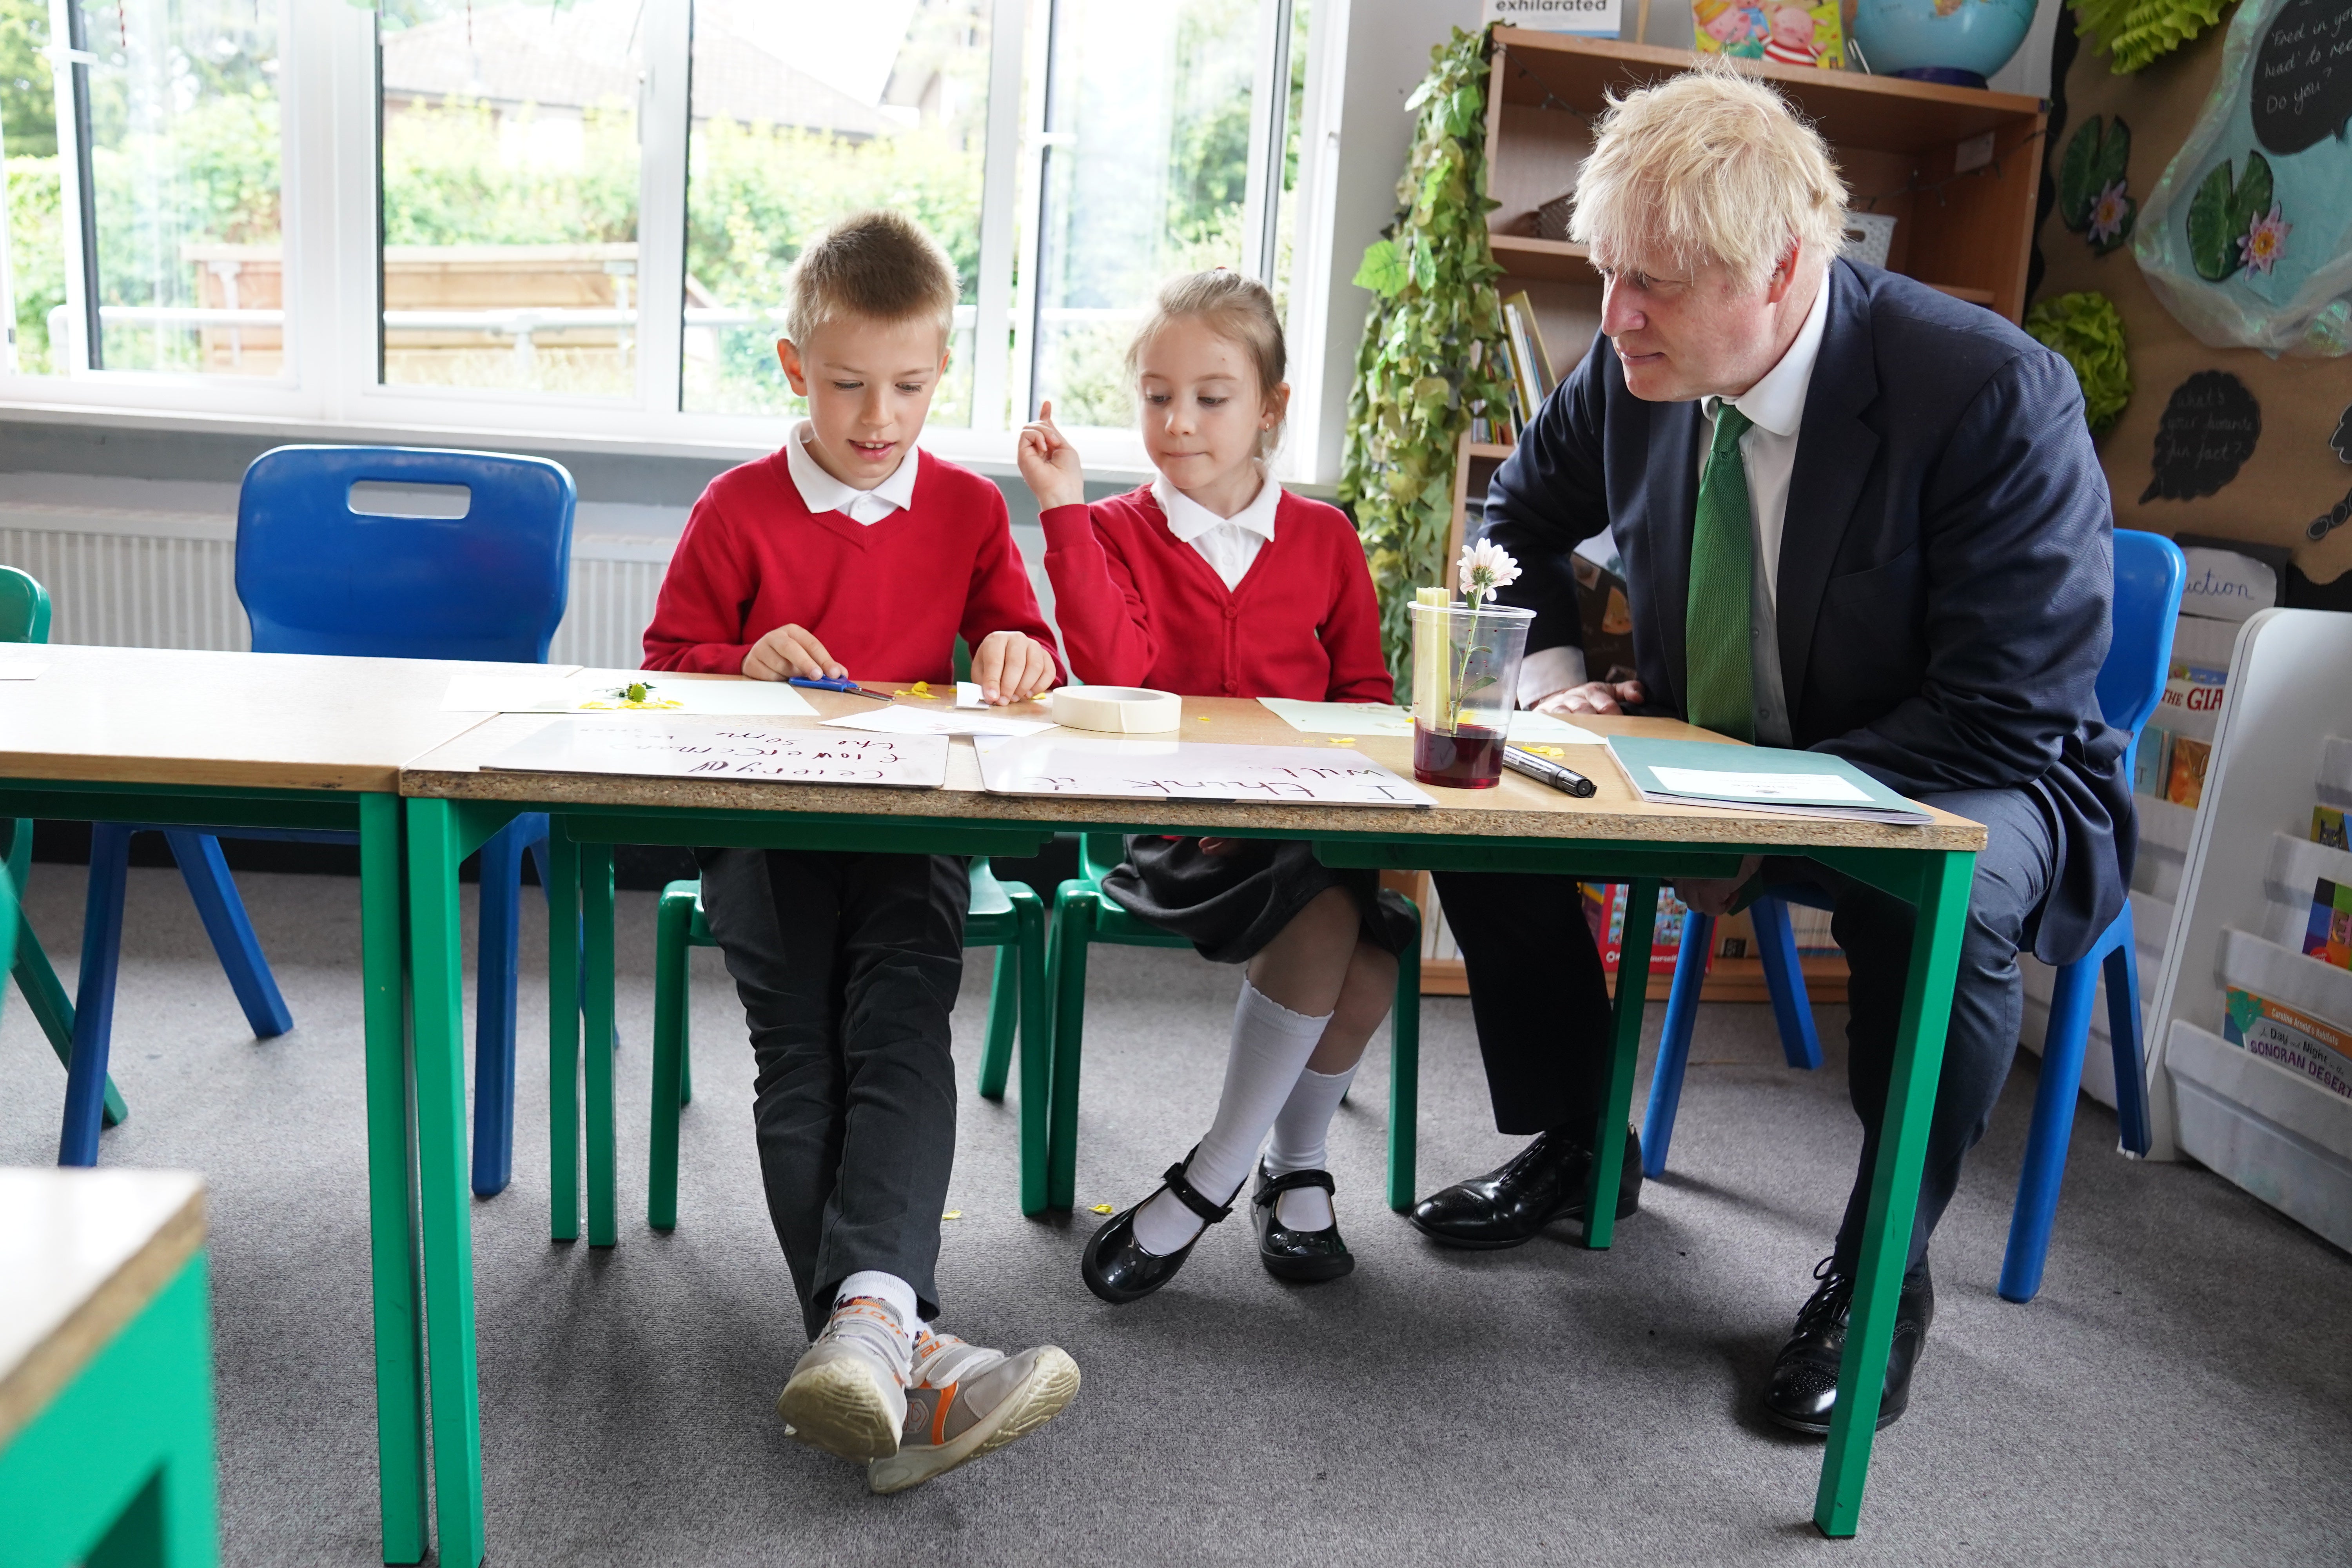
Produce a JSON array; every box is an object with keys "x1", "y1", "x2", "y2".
[
  {"x1": 1038, "y1": 485, "x2": 1392, "y2": 703},
  {"x1": 641, "y1": 447, "x2": 1061, "y2": 683}
]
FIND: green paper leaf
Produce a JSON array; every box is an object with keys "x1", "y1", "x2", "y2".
[
  {"x1": 1352, "y1": 239, "x2": 1406, "y2": 298},
  {"x1": 2185, "y1": 150, "x2": 2276, "y2": 283}
]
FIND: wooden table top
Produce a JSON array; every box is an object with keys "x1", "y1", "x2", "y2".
[
  {"x1": 400, "y1": 688, "x2": 1985, "y2": 853},
  {"x1": 0, "y1": 645, "x2": 558, "y2": 793},
  {"x1": 0, "y1": 1167, "x2": 206, "y2": 1448}
]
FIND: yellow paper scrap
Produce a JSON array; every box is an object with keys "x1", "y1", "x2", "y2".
[
  {"x1": 1089, "y1": 1203, "x2": 1115, "y2": 1214},
  {"x1": 1524, "y1": 744, "x2": 1566, "y2": 759},
  {"x1": 1329, "y1": 737, "x2": 1356, "y2": 746},
  {"x1": 942, "y1": 1209, "x2": 962, "y2": 1220},
  {"x1": 906, "y1": 681, "x2": 940, "y2": 700}
]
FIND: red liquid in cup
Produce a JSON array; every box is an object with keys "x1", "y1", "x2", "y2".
[{"x1": 1413, "y1": 723, "x2": 1504, "y2": 788}]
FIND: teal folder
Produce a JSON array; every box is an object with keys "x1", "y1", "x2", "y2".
[{"x1": 1605, "y1": 737, "x2": 1933, "y2": 826}]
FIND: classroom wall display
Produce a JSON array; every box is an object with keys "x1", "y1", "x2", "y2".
[
  {"x1": 1483, "y1": 0, "x2": 1622, "y2": 34},
  {"x1": 2024, "y1": 290, "x2": 2133, "y2": 434},
  {"x1": 2132, "y1": 0, "x2": 2352, "y2": 360},
  {"x1": 2034, "y1": 5, "x2": 2352, "y2": 590},
  {"x1": 2073, "y1": 0, "x2": 2230, "y2": 74}
]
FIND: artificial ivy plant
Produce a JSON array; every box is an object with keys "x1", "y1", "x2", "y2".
[
  {"x1": 2024, "y1": 290, "x2": 2134, "y2": 436},
  {"x1": 1339, "y1": 25, "x2": 1517, "y2": 683}
]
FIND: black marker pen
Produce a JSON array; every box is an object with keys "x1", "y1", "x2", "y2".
[{"x1": 1503, "y1": 745, "x2": 1597, "y2": 798}]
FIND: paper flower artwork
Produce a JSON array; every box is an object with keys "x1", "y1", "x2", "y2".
[
  {"x1": 2239, "y1": 203, "x2": 2291, "y2": 276},
  {"x1": 2089, "y1": 181, "x2": 2132, "y2": 247},
  {"x1": 2057, "y1": 117, "x2": 2136, "y2": 256},
  {"x1": 1457, "y1": 540, "x2": 1522, "y2": 609}
]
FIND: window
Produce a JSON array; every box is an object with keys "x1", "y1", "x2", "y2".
[
  {"x1": 0, "y1": 0, "x2": 1338, "y2": 470},
  {"x1": 681, "y1": 0, "x2": 993, "y2": 425},
  {"x1": 2, "y1": 0, "x2": 283, "y2": 378},
  {"x1": 377, "y1": 0, "x2": 644, "y2": 396}
]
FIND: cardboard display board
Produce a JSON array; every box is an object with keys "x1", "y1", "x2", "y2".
[{"x1": 2036, "y1": 12, "x2": 2352, "y2": 588}]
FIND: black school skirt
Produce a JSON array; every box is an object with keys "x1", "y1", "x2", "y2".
[{"x1": 1100, "y1": 836, "x2": 1418, "y2": 966}]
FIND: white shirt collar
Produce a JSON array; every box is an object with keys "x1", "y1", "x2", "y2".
[
  {"x1": 784, "y1": 418, "x2": 920, "y2": 524},
  {"x1": 1706, "y1": 269, "x2": 1831, "y2": 438},
  {"x1": 1150, "y1": 468, "x2": 1279, "y2": 544}
]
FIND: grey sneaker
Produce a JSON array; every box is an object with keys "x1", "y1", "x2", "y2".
[
  {"x1": 776, "y1": 1297, "x2": 913, "y2": 1463},
  {"x1": 866, "y1": 1330, "x2": 1080, "y2": 1494}
]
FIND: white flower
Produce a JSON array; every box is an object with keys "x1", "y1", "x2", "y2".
[{"x1": 1457, "y1": 539, "x2": 1522, "y2": 608}]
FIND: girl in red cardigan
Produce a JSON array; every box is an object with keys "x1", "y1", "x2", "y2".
[{"x1": 1018, "y1": 270, "x2": 1412, "y2": 1303}]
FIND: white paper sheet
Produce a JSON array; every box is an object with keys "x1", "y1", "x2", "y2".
[
  {"x1": 821, "y1": 705, "x2": 1055, "y2": 738},
  {"x1": 0, "y1": 661, "x2": 46, "y2": 680},
  {"x1": 1254, "y1": 698, "x2": 1602, "y2": 746},
  {"x1": 480, "y1": 718, "x2": 947, "y2": 788},
  {"x1": 1648, "y1": 765, "x2": 1871, "y2": 804},
  {"x1": 973, "y1": 734, "x2": 1434, "y2": 807},
  {"x1": 442, "y1": 668, "x2": 816, "y2": 717}
]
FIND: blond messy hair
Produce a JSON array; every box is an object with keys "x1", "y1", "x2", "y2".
[
  {"x1": 782, "y1": 209, "x2": 959, "y2": 348},
  {"x1": 1568, "y1": 66, "x2": 1847, "y2": 290},
  {"x1": 1127, "y1": 269, "x2": 1289, "y2": 456}
]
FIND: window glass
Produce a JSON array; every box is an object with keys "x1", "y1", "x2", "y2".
[
  {"x1": 378, "y1": 0, "x2": 644, "y2": 396},
  {"x1": 1029, "y1": 0, "x2": 1256, "y2": 427},
  {"x1": 680, "y1": 0, "x2": 990, "y2": 424},
  {"x1": 1268, "y1": 0, "x2": 1308, "y2": 321},
  {"x1": 0, "y1": 0, "x2": 62, "y2": 374},
  {"x1": 33, "y1": 0, "x2": 283, "y2": 376}
]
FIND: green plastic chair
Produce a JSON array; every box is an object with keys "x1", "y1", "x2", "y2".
[
  {"x1": 1037, "y1": 833, "x2": 1423, "y2": 1215},
  {"x1": 644, "y1": 858, "x2": 1049, "y2": 1227},
  {"x1": 0, "y1": 568, "x2": 129, "y2": 1129}
]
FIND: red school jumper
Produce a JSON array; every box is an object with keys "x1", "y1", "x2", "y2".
[
  {"x1": 642, "y1": 447, "x2": 1060, "y2": 682},
  {"x1": 1038, "y1": 485, "x2": 1392, "y2": 703}
]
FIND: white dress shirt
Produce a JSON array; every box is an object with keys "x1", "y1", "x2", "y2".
[
  {"x1": 783, "y1": 418, "x2": 920, "y2": 524},
  {"x1": 1151, "y1": 468, "x2": 1280, "y2": 592},
  {"x1": 1517, "y1": 271, "x2": 1831, "y2": 710}
]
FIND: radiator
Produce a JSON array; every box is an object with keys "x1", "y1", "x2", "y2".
[{"x1": 0, "y1": 508, "x2": 671, "y2": 670}]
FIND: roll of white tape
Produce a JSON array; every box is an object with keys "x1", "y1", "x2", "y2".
[{"x1": 1051, "y1": 686, "x2": 1185, "y2": 733}]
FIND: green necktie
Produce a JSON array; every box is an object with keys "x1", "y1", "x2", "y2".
[{"x1": 1685, "y1": 401, "x2": 1755, "y2": 743}]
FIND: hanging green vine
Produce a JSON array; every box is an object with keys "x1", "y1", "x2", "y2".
[
  {"x1": 1339, "y1": 25, "x2": 1516, "y2": 685},
  {"x1": 2025, "y1": 290, "x2": 2134, "y2": 436}
]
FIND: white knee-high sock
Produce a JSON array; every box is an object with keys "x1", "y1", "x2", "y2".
[
  {"x1": 1131, "y1": 981, "x2": 1332, "y2": 1257},
  {"x1": 1265, "y1": 1061, "x2": 1357, "y2": 1231}
]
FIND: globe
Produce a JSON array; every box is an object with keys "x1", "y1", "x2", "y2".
[{"x1": 1851, "y1": 0, "x2": 2037, "y2": 87}]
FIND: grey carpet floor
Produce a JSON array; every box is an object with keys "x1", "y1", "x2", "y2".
[{"x1": 4, "y1": 865, "x2": 2348, "y2": 1566}]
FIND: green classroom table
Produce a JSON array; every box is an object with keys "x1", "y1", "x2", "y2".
[
  {"x1": 398, "y1": 691, "x2": 1984, "y2": 1564},
  {"x1": 0, "y1": 1167, "x2": 216, "y2": 1568},
  {"x1": 0, "y1": 645, "x2": 558, "y2": 1566}
]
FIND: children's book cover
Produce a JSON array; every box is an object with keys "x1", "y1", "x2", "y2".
[
  {"x1": 2224, "y1": 985, "x2": 2352, "y2": 1102},
  {"x1": 2303, "y1": 877, "x2": 2352, "y2": 971},
  {"x1": 1583, "y1": 881, "x2": 1691, "y2": 976},
  {"x1": 2315, "y1": 806, "x2": 2348, "y2": 850},
  {"x1": 1692, "y1": 0, "x2": 1843, "y2": 68}
]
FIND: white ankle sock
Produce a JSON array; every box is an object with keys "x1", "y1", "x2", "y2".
[
  {"x1": 1131, "y1": 981, "x2": 1332, "y2": 1257},
  {"x1": 1266, "y1": 1062, "x2": 1357, "y2": 1231},
  {"x1": 834, "y1": 1270, "x2": 920, "y2": 1337}
]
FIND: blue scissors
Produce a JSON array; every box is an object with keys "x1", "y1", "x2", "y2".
[{"x1": 787, "y1": 676, "x2": 896, "y2": 702}]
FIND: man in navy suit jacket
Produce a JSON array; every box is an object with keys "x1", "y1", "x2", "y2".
[{"x1": 1409, "y1": 68, "x2": 2131, "y2": 1436}]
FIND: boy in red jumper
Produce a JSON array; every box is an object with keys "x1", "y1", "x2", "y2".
[
  {"x1": 1018, "y1": 270, "x2": 1408, "y2": 1303},
  {"x1": 642, "y1": 211, "x2": 1076, "y2": 1494}
]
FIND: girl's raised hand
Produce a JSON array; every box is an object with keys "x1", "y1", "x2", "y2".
[{"x1": 1016, "y1": 399, "x2": 1088, "y2": 511}]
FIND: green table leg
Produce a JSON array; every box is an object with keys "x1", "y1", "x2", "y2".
[
  {"x1": 1386, "y1": 906, "x2": 1423, "y2": 1213},
  {"x1": 403, "y1": 799, "x2": 486, "y2": 1568},
  {"x1": 580, "y1": 842, "x2": 619, "y2": 1249},
  {"x1": 1813, "y1": 848, "x2": 1974, "y2": 1537},
  {"x1": 546, "y1": 831, "x2": 581, "y2": 1243},
  {"x1": 1044, "y1": 889, "x2": 1094, "y2": 1213},
  {"x1": 358, "y1": 793, "x2": 428, "y2": 1564},
  {"x1": 1014, "y1": 886, "x2": 1051, "y2": 1217},
  {"x1": 1581, "y1": 877, "x2": 1659, "y2": 1249},
  {"x1": 0, "y1": 1251, "x2": 218, "y2": 1568}
]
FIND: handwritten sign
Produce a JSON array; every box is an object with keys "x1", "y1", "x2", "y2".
[
  {"x1": 2141, "y1": 371, "x2": 2263, "y2": 503},
  {"x1": 2254, "y1": 0, "x2": 2352, "y2": 157},
  {"x1": 973, "y1": 735, "x2": 1435, "y2": 808},
  {"x1": 479, "y1": 719, "x2": 949, "y2": 788}
]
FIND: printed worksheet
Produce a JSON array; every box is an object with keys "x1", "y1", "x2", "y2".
[
  {"x1": 972, "y1": 734, "x2": 1434, "y2": 807},
  {"x1": 479, "y1": 719, "x2": 948, "y2": 788}
]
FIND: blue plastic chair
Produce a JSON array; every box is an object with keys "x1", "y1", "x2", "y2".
[
  {"x1": 58, "y1": 448, "x2": 576, "y2": 1199},
  {"x1": 1641, "y1": 530, "x2": 2185, "y2": 1303}
]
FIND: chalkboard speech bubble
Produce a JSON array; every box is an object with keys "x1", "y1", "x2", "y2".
[
  {"x1": 2141, "y1": 371, "x2": 2263, "y2": 503},
  {"x1": 2253, "y1": 0, "x2": 2352, "y2": 157},
  {"x1": 2334, "y1": 403, "x2": 2352, "y2": 463}
]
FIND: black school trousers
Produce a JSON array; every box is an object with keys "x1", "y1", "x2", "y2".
[
  {"x1": 1434, "y1": 784, "x2": 2055, "y2": 1275},
  {"x1": 695, "y1": 847, "x2": 968, "y2": 1340}
]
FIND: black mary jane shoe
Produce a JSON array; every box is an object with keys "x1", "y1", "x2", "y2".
[
  {"x1": 1252, "y1": 1164, "x2": 1354, "y2": 1284},
  {"x1": 1080, "y1": 1153, "x2": 1236, "y2": 1305},
  {"x1": 1762, "y1": 1256, "x2": 1936, "y2": 1437}
]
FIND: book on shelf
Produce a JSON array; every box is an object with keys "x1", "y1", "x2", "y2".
[
  {"x1": 2134, "y1": 726, "x2": 2174, "y2": 799},
  {"x1": 2224, "y1": 985, "x2": 2352, "y2": 1102},
  {"x1": 1583, "y1": 881, "x2": 1694, "y2": 977},
  {"x1": 2316, "y1": 806, "x2": 2347, "y2": 850},
  {"x1": 2165, "y1": 735, "x2": 2211, "y2": 809},
  {"x1": 1501, "y1": 291, "x2": 1553, "y2": 422},
  {"x1": 2304, "y1": 878, "x2": 2352, "y2": 971}
]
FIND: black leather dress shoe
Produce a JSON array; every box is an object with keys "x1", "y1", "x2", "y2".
[
  {"x1": 1406, "y1": 1127, "x2": 1644, "y2": 1249},
  {"x1": 1252, "y1": 1164, "x2": 1354, "y2": 1284},
  {"x1": 1762, "y1": 1256, "x2": 1935, "y2": 1437},
  {"x1": 1080, "y1": 1153, "x2": 1236, "y2": 1305}
]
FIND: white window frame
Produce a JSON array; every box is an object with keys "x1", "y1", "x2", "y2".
[{"x1": 0, "y1": 0, "x2": 1348, "y2": 487}]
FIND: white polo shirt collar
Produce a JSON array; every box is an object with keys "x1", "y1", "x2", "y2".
[{"x1": 784, "y1": 418, "x2": 920, "y2": 525}]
